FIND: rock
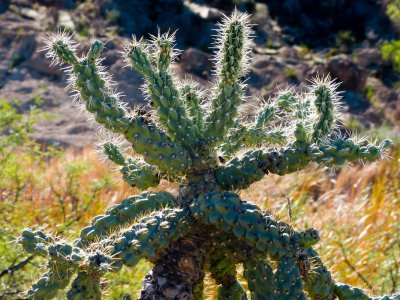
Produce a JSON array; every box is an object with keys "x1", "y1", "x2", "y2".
[
  {"x1": 278, "y1": 46, "x2": 298, "y2": 59},
  {"x1": 354, "y1": 48, "x2": 385, "y2": 69},
  {"x1": 327, "y1": 54, "x2": 367, "y2": 91},
  {"x1": 179, "y1": 48, "x2": 212, "y2": 79}
]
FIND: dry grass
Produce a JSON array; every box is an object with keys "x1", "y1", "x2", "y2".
[{"x1": 0, "y1": 146, "x2": 399, "y2": 298}]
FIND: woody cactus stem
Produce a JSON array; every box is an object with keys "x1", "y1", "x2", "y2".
[{"x1": 18, "y1": 10, "x2": 397, "y2": 300}]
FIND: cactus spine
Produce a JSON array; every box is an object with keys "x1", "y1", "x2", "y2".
[{"x1": 18, "y1": 11, "x2": 396, "y2": 300}]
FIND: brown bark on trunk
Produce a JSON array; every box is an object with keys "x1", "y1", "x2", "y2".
[{"x1": 137, "y1": 227, "x2": 208, "y2": 300}]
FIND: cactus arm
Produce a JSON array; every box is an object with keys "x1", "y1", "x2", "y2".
[
  {"x1": 150, "y1": 31, "x2": 177, "y2": 73},
  {"x1": 102, "y1": 142, "x2": 161, "y2": 188},
  {"x1": 220, "y1": 121, "x2": 286, "y2": 158},
  {"x1": 120, "y1": 157, "x2": 160, "y2": 189},
  {"x1": 67, "y1": 271, "x2": 101, "y2": 300},
  {"x1": 45, "y1": 35, "x2": 191, "y2": 175},
  {"x1": 203, "y1": 12, "x2": 252, "y2": 147},
  {"x1": 243, "y1": 258, "x2": 275, "y2": 300},
  {"x1": 213, "y1": 11, "x2": 251, "y2": 88},
  {"x1": 20, "y1": 208, "x2": 193, "y2": 299},
  {"x1": 191, "y1": 192, "x2": 296, "y2": 259},
  {"x1": 180, "y1": 83, "x2": 205, "y2": 133},
  {"x1": 46, "y1": 37, "x2": 130, "y2": 133},
  {"x1": 310, "y1": 78, "x2": 340, "y2": 143},
  {"x1": 124, "y1": 115, "x2": 191, "y2": 174},
  {"x1": 25, "y1": 262, "x2": 75, "y2": 300},
  {"x1": 76, "y1": 192, "x2": 177, "y2": 247},
  {"x1": 124, "y1": 38, "x2": 198, "y2": 148},
  {"x1": 208, "y1": 246, "x2": 247, "y2": 300},
  {"x1": 301, "y1": 248, "x2": 336, "y2": 299},
  {"x1": 203, "y1": 83, "x2": 242, "y2": 147},
  {"x1": 335, "y1": 283, "x2": 400, "y2": 300},
  {"x1": 215, "y1": 138, "x2": 392, "y2": 190},
  {"x1": 274, "y1": 257, "x2": 307, "y2": 299}
]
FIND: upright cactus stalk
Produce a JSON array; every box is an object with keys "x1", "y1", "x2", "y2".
[{"x1": 18, "y1": 12, "x2": 398, "y2": 300}]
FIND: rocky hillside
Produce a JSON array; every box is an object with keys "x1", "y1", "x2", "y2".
[{"x1": 0, "y1": 0, "x2": 399, "y2": 147}]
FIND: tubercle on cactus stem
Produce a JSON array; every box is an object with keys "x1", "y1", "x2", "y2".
[{"x1": 19, "y1": 10, "x2": 397, "y2": 300}]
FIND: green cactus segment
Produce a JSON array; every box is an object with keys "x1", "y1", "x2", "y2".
[
  {"x1": 72, "y1": 40, "x2": 130, "y2": 133},
  {"x1": 316, "y1": 138, "x2": 392, "y2": 166},
  {"x1": 66, "y1": 271, "x2": 102, "y2": 300},
  {"x1": 49, "y1": 36, "x2": 78, "y2": 65},
  {"x1": 215, "y1": 11, "x2": 250, "y2": 87},
  {"x1": 152, "y1": 32, "x2": 175, "y2": 72},
  {"x1": 180, "y1": 83, "x2": 205, "y2": 133},
  {"x1": 26, "y1": 261, "x2": 74, "y2": 300},
  {"x1": 243, "y1": 258, "x2": 275, "y2": 300},
  {"x1": 191, "y1": 192, "x2": 295, "y2": 258},
  {"x1": 103, "y1": 142, "x2": 126, "y2": 166},
  {"x1": 147, "y1": 72, "x2": 198, "y2": 147},
  {"x1": 20, "y1": 229, "x2": 85, "y2": 267},
  {"x1": 311, "y1": 82, "x2": 336, "y2": 142},
  {"x1": 120, "y1": 157, "x2": 160, "y2": 189},
  {"x1": 125, "y1": 41, "x2": 198, "y2": 148},
  {"x1": 274, "y1": 257, "x2": 307, "y2": 299},
  {"x1": 335, "y1": 283, "x2": 400, "y2": 300},
  {"x1": 204, "y1": 11, "x2": 251, "y2": 147},
  {"x1": 220, "y1": 121, "x2": 286, "y2": 158},
  {"x1": 217, "y1": 281, "x2": 247, "y2": 300},
  {"x1": 255, "y1": 103, "x2": 277, "y2": 128},
  {"x1": 215, "y1": 149, "x2": 266, "y2": 190},
  {"x1": 209, "y1": 245, "x2": 246, "y2": 300},
  {"x1": 216, "y1": 137, "x2": 391, "y2": 190},
  {"x1": 297, "y1": 228, "x2": 320, "y2": 248},
  {"x1": 77, "y1": 192, "x2": 176, "y2": 246},
  {"x1": 111, "y1": 208, "x2": 192, "y2": 267},
  {"x1": 204, "y1": 83, "x2": 242, "y2": 146},
  {"x1": 103, "y1": 142, "x2": 160, "y2": 188},
  {"x1": 302, "y1": 248, "x2": 335, "y2": 299},
  {"x1": 124, "y1": 37, "x2": 153, "y2": 77},
  {"x1": 124, "y1": 116, "x2": 191, "y2": 174}
]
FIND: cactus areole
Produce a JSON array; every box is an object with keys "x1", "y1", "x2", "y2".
[{"x1": 19, "y1": 11, "x2": 398, "y2": 300}]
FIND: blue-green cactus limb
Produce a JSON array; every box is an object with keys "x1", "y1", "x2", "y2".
[
  {"x1": 191, "y1": 191, "x2": 296, "y2": 259},
  {"x1": 66, "y1": 271, "x2": 102, "y2": 300},
  {"x1": 102, "y1": 142, "x2": 160, "y2": 189},
  {"x1": 204, "y1": 11, "x2": 251, "y2": 147},
  {"x1": 215, "y1": 137, "x2": 392, "y2": 190},
  {"x1": 208, "y1": 245, "x2": 247, "y2": 300},
  {"x1": 301, "y1": 248, "x2": 336, "y2": 300},
  {"x1": 124, "y1": 37, "x2": 198, "y2": 148},
  {"x1": 124, "y1": 115, "x2": 191, "y2": 175},
  {"x1": 243, "y1": 258, "x2": 275, "y2": 300},
  {"x1": 76, "y1": 191, "x2": 177, "y2": 247},
  {"x1": 274, "y1": 257, "x2": 307, "y2": 299},
  {"x1": 45, "y1": 35, "x2": 191, "y2": 175},
  {"x1": 310, "y1": 77, "x2": 340, "y2": 143},
  {"x1": 335, "y1": 283, "x2": 400, "y2": 300},
  {"x1": 180, "y1": 82, "x2": 205, "y2": 133},
  {"x1": 220, "y1": 120, "x2": 286, "y2": 158},
  {"x1": 25, "y1": 261, "x2": 74, "y2": 300},
  {"x1": 45, "y1": 37, "x2": 129, "y2": 134}
]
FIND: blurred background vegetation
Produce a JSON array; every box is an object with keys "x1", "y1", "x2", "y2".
[{"x1": 0, "y1": 0, "x2": 399, "y2": 299}]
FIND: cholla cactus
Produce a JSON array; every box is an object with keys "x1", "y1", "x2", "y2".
[{"x1": 19, "y1": 11, "x2": 398, "y2": 300}]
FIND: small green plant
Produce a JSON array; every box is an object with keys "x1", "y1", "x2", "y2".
[
  {"x1": 387, "y1": 0, "x2": 400, "y2": 31},
  {"x1": 17, "y1": 11, "x2": 398, "y2": 299},
  {"x1": 283, "y1": 66, "x2": 298, "y2": 79},
  {"x1": 335, "y1": 30, "x2": 355, "y2": 53},
  {"x1": 381, "y1": 40, "x2": 400, "y2": 72}
]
